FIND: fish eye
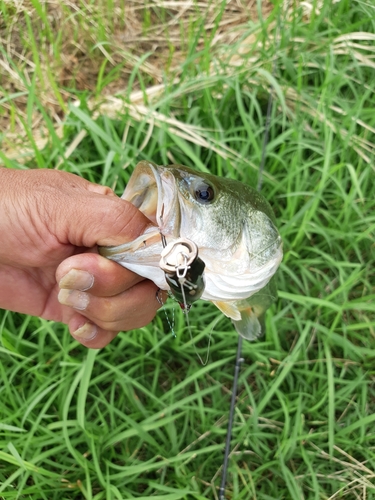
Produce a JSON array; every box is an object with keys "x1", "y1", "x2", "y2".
[{"x1": 194, "y1": 182, "x2": 215, "y2": 204}]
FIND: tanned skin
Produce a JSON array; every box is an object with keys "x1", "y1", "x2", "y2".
[{"x1": 0, "y1": 168, "x2": 165, "y2": 348}]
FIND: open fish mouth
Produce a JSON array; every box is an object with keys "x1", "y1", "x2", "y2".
[
  {"x1": 121, "y1": 161, "x2": 181, "y2": 237},
  {"x1": 98, "y1": 162, "x2": 180, "y2": 278},
  {"x1": 121, "y1": 162, "x2": 160, "y2": 225}
]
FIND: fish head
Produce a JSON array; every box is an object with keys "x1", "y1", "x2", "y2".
[{"x1": 121, "y1": 161, "x2": 234, "y2": 243}]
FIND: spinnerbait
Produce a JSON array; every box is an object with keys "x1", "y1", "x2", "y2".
[{"x1": 159, "y1": 238, "x2": 205, "y2": 310}]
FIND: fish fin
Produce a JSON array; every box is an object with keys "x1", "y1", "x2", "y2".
[
  {"x1": 232, "y1": 307, "x2": 263, "y2": 341},
  {"x1": 213, "y1": 301, "x2": 241, "y2": 321},
  {"x1": 231, "y1": 277, "x2": 278, "y2": 341},
  {"x1": 213, "y1": 277, "x2": 278, "y2": 339}
]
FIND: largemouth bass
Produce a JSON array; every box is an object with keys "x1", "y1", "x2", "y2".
[{"x1": 99, "y1": 161, "x2": 283, "y2": 340}]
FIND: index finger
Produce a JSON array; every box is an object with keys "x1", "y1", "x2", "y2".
[{"x1": 57, "y1": 252, "x2": 144, "y2": 297}]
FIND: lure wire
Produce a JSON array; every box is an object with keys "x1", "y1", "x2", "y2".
[
  {"x1": 218, "y1": 3, "x2": 287, "y2": 497},
  {"x1": 156, "y1": 289, "x2": 176, "y2": 337},
  {"x1": 173, "y1": 247, "x2": 211, "y2": 366}
]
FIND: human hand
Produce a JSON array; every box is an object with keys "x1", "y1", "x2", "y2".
[{"x1": 0, "y1": 168, "x2": 164, "y2": 348}]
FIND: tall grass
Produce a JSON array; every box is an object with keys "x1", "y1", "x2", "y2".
[{"x1": 0, "y1": 0, "x2": 374, "y2": 498}]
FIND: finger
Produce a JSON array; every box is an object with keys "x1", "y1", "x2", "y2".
[
  {"x1": 56, "y1": 252, "x2": 143, "y2": 297},
  {"x1": 66, "y1": 313, "x2": 120, "y2": 349},
  {"x1": 61, "y1": 190, "x2": 156, "y2": 248},
  {"x1": 58, "y1": 280, "x2": 165, "y2": 332},
  {"x1": 7, "y1": 169, "x2": 153, "y2": 249},
  {"x1": 59, "y1": 305, "x2": 113, "y2": 348}
]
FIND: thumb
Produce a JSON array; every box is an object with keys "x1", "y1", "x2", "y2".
[{"x1": 60, "y1": 190, "x2": 154, "y2": 248}]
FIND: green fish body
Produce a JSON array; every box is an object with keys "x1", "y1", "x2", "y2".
[{"x1": 100, "y1": 161, "x2": 283, "y2": 340}]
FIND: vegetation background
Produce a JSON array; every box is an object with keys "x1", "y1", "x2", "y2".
[{"x1": 0, "y1": 0, "x2": 374, "y2": 498}]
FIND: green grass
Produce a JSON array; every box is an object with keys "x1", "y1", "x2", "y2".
[{"x1": 1, "y1": 0, "x2": 375, "y2": 498}]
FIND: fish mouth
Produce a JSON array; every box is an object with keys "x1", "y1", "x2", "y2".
[
  {"x1": 99, "y1": 161, "x2": 181, "y2": 260},
  {"x1": 121, "y1": 161, "x2": 161, "y2": 224},
  {"x1": 122, "y1": 161, "x2": 180, "y2": 236}
]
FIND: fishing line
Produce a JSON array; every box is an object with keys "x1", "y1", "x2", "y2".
[
  {"x1": 218, "y1": 336, "x2": 243, "y2": 500},
  {"x1": 183, "y1": 297, "x2": 211, "y2": 367},
  {"x1": 218, "y1": 3, "x2": 286, "y2": 497}
]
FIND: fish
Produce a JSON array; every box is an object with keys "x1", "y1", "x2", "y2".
[{"x1": 99, "y1": 161, "x2": 283, "y2": 340}]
